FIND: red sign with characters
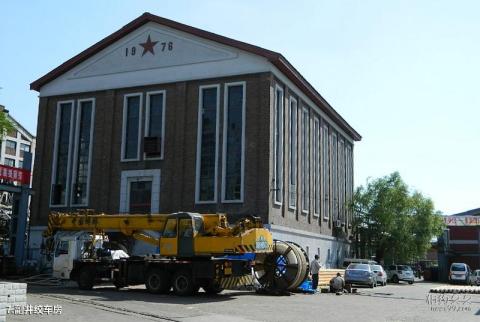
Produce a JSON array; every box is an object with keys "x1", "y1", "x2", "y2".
[{"x1": 0, "y1": 164, "x2": 31, "y2": 185}]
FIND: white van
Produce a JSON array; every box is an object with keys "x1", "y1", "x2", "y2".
[{"x1": 449, "y1": 263, "x2": 474, "y2": 285}]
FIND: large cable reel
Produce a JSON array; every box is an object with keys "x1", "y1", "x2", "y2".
[{"x1": 253, "y1": 240, "x2": 309, "y2": 291}]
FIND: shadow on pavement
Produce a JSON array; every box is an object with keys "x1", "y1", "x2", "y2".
[{"x1": 27, "y1": 284, "x2": 255, "y2": 305}]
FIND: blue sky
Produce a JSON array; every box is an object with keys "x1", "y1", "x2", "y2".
[{"x1": 1, "y1": 1, "x2": 478, "y2": 215}]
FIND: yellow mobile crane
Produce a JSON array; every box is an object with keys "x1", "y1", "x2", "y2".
[{"x1": 43, "y1": 211, "x2": 309, "y2": 295}]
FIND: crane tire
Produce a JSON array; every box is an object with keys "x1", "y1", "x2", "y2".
[
  {"x1": 77, "y1": 267, "x2": 95, "y2": 290},
  {"x1": 203, "y1": 281, "x2": 224, "y2": 295},
  {"x1": 145, "y1": 268, "x2": 171, "y2": 294},
  {"x1": 172, "y1": 269, "x2": 198, "y2": 296}
]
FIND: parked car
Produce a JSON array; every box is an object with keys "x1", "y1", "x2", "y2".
[
  {"x1": 345, "y1": 263, "x2": 377, "y2": 288},
  {"x1": 387, "y1": 265, "x2": 414, "y2": 284},
  {"x1": 371, "y1": 264, "x2": 387, "y2": 286},
  {"x1": 473, "y1": 270, "x2": 480, "y2": 286},
  {"x1": 342, "y1": 258, "x2": 378, "y2": 268},
  {"x1": 449, "y1": 263, "x2": 475, "y2": 285}
]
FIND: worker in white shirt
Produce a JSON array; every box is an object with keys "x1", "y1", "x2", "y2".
[{"x1": 310, "y1": 255, "x2": 322, "y2": 291}]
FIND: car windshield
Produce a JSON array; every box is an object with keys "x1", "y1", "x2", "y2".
[
  {"x1": 371, "y1": 265, "x2": 382, "y2": 271},
  {"x1": 398, "y1": 265, "x2": 412, "y2": 271},
  {"x1": 348, "y1": 264, "x2": 370, "y2": 270},
  {"x1": 451, "y1": 264, "x2": 466, "y2": 272}
]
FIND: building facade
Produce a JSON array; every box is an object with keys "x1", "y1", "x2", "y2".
[
  {"x1": 0, "y1": 105, "x2": 36, "y2": 170},
  {"x1": 439, "y1": 209, "x2": 480, "y2": 277},
  {"x1": 29, "y1": 13, "x2": 361, "y2": 267}
]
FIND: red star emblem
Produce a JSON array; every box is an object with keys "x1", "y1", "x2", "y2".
[{"x1": 139, "y1": 35, "x2": 158, "y2": 56}]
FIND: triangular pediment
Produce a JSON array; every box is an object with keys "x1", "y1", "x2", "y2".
[{"x1": 70, "y1": 24, "x2": 238, "y2": 79}]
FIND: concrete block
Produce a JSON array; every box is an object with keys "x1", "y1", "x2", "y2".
[
  {"x1": 0, "y1": 296, "x2": 7, "y2": 303},
  {"x1": 0, "y1": 303, "x2": 5, "y2": 309},
  {"x1": 0, "y1": 316, "x2": 5, "y2": 322},
  {"x1": 14, "y1": 289, "x2": 26, "y2": 295},
  {"x1": 0, "y1": 308, "x2": 5, "y2": 315},
  {"x1": 6, "y1": 295, "x2": 14, "y2": 303}
]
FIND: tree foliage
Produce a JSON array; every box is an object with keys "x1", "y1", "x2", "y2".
[
  {"x1": 0, "y1": 111, "x2": 14, "y2": 140},
  {"x1": 352, "y1": 172, "x2": 444, "y2": 264}
]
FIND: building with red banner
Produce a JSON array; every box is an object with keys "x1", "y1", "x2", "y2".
[{"x1": 439, "y1": 208, "x2": 480, "y2": 278}]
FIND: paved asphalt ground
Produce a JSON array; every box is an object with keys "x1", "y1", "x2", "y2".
[{"x1": 7, "y1": 280, "x2": 480, "y2": 322}]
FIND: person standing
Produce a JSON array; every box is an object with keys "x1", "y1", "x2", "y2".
[{"x1": 310, "y1": 255, "x2": 322, "y2": 291}]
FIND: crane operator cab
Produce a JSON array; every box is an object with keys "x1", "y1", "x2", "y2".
[{"x1": 160, "y1": 212, "x2": 204, "y2": 257}]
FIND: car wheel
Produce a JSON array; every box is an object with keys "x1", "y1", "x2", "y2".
[
  {"x1": 392, "y1": 275, "x2": 399, "y2": 283},
  {"x1": 369, "y1": 283, "x2": 374, "y2": 288},
  {"x1": 408, "y1": 281, "x2": 413, "y2": 285}
]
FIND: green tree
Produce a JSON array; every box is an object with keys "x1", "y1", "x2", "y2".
[
  {"x1": 0, "y1": 110, "x2": 14, "y2": 139},
  {"x1": 352, "y1": 172, "x2": 444, "y2": 264}
]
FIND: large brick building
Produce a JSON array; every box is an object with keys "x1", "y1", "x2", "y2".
[{"x1": 28, "y1": 13, "x2": 361, "y2": 266}]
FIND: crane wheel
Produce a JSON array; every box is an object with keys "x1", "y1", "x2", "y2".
[
  {"x1": 172, "y1": 270, "x2": 198, "y2": 296},
  {"x1": 145, "y1": 268, "x2": 171, "y2": 294},
  {"x1": 77, "y1": 267, "x2": 95, "y2": 290},
  {"x1": 203, "y1": 281, "x2": 224, "y2": 295}
]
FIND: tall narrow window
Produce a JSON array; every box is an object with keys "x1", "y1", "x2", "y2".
[
  {"x1": 346, "y1": 144, "x2": 354, "y2": 226},
  {"x1": 302, "y1": 107, "x2": 309, "y2": 213},
  {"x1": 313, "y1": 117, "x2": 320, "y2": 217},
  {"x1": 289, "y1": 97, "x2": 297, "y2": 209},
  {"x1": 122, "y1": 94, "x2": 142, "y2": 161},
  {"x1": 71, "y1": 99, "x2": 94, "y2": 206},
  {"x1": 195, "y1": 85, "x2": 220, "y2": 203},
  {"x1": 273, "y1": 85, "x2": 284, "y2": 204},
  {"x1": 322, "y1": 123, "x2": 329, "y2": 220},
  {"x1": 222, "y1": 82, "x2": 245, "y2": 202},
  {"x1": 51, "y1": 101, "x2": 74, "y2": 206},
  {"x1": 331, "y1": 132, "x2": 338, "y2": 221},
  {"x1": 338, "y1": 138, "x2": 345, "y2": 223},
  {"x1": 145, "y1": 91, "x2": 166, "y2": 159}
]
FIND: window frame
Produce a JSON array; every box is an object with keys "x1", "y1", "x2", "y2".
[
  {"x1": 70, "y1": 98, "x2": 95, "y2": 207},
  {"x1": 50, "y1": 100, "x2": 75, "y2": 207},
  {"x1": 301, "y1": 106, "x2": 309, "y2": 214},
  {"x1": 273, "y1": 84, "x2": 284, "y2": 206},
  {"x1": 322, "y1": 122, "x2": 330, "y2": 221},
  {"x1": 144, "y1": 90, "x2": 166, "y2": 160},
  {"x1": 121, "y1": 93, "x2": 143, "y2": 162},
  {"x1": 288, "y1": 96, "x2": 298, "y2": 210},
  {"x1": 5, "y1": 140, "x2": 16, "y2": 156},
  {"x1": 4, "y1": 158, "x2": 15, "y2": 167},
  {"x1": 221, "y1": 81, "x2": 246, "y2": 203},
  {"x1": 195, "y1": 84, "x2": 220, "y2": 204},
  {"x1": 127, "y1": 177, "x2": 153, "y2": 214},
  {"x1": 313, "y1": 116, "x2": 320, "y2": 217}
]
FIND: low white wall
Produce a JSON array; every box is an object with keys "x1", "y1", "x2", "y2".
[
  {"x1": 0, "y1": 282, "x2": 27, "y2": 322},
  {"x1": 267, "y1": 224, "x2": 350, "y2": 269}
]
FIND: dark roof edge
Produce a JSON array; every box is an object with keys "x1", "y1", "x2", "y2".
[
  {"x1": 30, "y1": 12, "x2": 361, "y2": 141},
  {"x1": 451, "y1": 207, "x2": 480, "y2": 217}
]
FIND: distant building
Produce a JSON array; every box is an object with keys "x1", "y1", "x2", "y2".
[
  {"x1": 438, "y1": 208, "x2": 480, "y2": 278},
  {"x1": 0, "y1": 104, "x2": 36, "y2": 256},
  {"x1": 0, "y1": 105, "x2": 36, "y2": 170},
  {"x1": 29, "y1": 13, "x2": 361, "y2": 265}
]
